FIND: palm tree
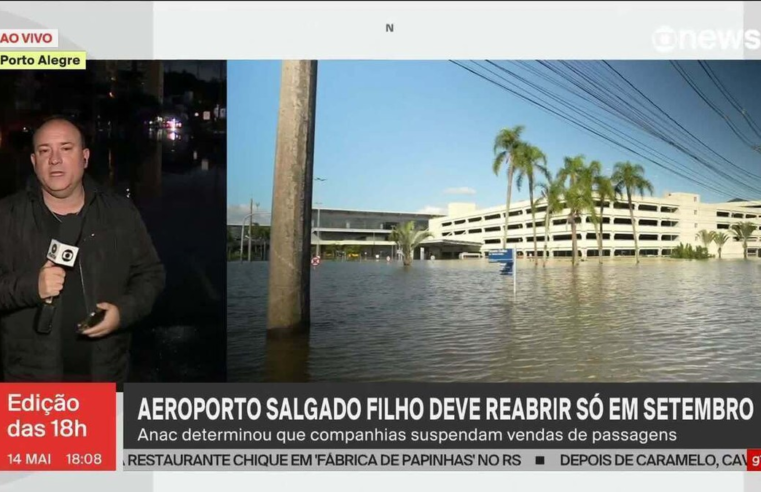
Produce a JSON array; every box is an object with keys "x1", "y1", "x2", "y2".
[
  {"x1": 730, "y1": 222, "x2": 757, "y2": 259},
  {"x1": 562, "y1": 160, "x2": 597, "y2": 266},
  {"x1": 492, "y1": 125, "x2": 525, "y2": 249},
  {"x1": 612, "y1": 161, "x2": 654, "y2": 264},
  {"x1": 251, "y1": 224, "x2": 261, "y2": 260},
  {"x1": 556, "y1": 156, "x2": 595, "y2": 266},
  {"x1": 592, "y1": 171, "x2": 618, "y2": 264},
  {"x1": 557, "y1": 154, "x2": 587, "y2": 188},
  {"x1": 258, "y1": 226, "x2": 271, "y2": 260},
  {"x1": 251, "y1": 224, "x2": 271, "y2": 261},
  {"x1": 695, "y1": 230, "x2": 716, "y2": 253},
  {"x1": 537, "y1": 174, "x2": 565, "y2": 267},
  {"x1": 584, "y1": 159, "x2": 603, "y2": 263},
  {"x1": 713, "y1": 232, "x2": 729, "y2": 259},
  {"x1": 514, "y1": 143, "x2": 549, "y2": 266},
  {"x1": 389, "y1": 221, "x2": 433, "y2": 266}
]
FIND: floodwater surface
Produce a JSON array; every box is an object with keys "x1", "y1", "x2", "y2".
[{"x1": 227, "y1": 259, "x2": 761, "y2": 382}]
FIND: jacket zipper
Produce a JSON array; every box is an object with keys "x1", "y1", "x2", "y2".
[
  {"x1": 79, "y1": 260, "x2": 90, "y2": 315},
  {"x1": 47, "y1": 200, "x2": 95, "y2": 319}
]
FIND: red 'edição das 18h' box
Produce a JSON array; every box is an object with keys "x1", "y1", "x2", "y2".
[{"x1": 0, "y1": 383, "x2": 116, "y2": 471}]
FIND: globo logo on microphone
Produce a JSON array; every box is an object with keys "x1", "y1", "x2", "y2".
[{"x1": 47, "y1": 239, "x2": 79, "y2": 268}]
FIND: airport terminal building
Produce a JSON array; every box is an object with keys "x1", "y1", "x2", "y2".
[
  {"x1": 229, "y1": 207, "x2": 482, "y2": 261},
  {"x1": 240, "y1": 193, "x2": 760, "y2": 261},
  {"x1": 427, "y1": 193, "x2": 761, "y2": 259},
  {"x1": 311, "y1": 207, "x2": 483, "y2": 259}
]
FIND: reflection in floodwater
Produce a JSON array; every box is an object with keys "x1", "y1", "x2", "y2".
[
  {"x1": 124, "y1": 134, "x2": 226, "y2": 382},
  {"x1": 264, "y1": 332, "x2": 311, "y2": 383},
  {"x1": 228, "y1": 259, "x2": 761, "y2": 382}
]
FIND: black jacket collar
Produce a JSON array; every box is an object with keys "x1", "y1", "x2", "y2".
[{"x1": 25, "y1": 174, "x2": 101, "y2": 235}]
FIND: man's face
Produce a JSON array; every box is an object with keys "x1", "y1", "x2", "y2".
[{"x1": 30, "y1": 120, "x2": 89, "y2": 198}]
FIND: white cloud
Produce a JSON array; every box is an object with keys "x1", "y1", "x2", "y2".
[
  {"x1": 444, "y1": 187, "x2": 476, "y2": 195},
  {"x1": 417, "y1": 205, "x2": 445, "y2": 215},
  {"x1": 227, "y1": 204, "x2": 271, "y2": 226}
]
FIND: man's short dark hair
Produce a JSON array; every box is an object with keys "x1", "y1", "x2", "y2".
[{"x1": 32, "y1": 115, "x2": 88, "y2": 149}]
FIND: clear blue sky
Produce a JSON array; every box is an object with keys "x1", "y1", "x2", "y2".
[{"x1": 227, "y1": 60, "x2": 761, "y2": 225}]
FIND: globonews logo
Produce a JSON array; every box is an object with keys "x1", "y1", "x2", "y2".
[{"x1": 652, "y1": 26, "x2": 761, "y2": 53}]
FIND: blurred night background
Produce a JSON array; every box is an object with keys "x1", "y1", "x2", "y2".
[{"x1": 0, "y1": 60, "x2": 227, "y2": 382}]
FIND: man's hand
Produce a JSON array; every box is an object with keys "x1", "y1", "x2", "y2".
[
  {"x1": 81, "y1": 302, "x2": 121, "y2": 338},
  {"x1": 38, "y1": 260, "x2": 65, "y2": 300}
]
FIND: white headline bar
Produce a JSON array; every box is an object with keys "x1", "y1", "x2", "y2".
[{"x1": 152, "y1": 1, "x2": 745, "y2": 59}]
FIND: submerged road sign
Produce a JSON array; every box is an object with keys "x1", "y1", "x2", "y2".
[{"x1": 488, "y1": 248, "x2": 517, "y2": 294}]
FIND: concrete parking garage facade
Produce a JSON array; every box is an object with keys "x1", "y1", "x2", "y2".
[{"x1": 428, "y1": 193, "x2": 761, "y2": 259}]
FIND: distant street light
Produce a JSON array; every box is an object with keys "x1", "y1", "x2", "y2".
[
  {"x1": 315, "y1": 177, "x2": 327, "y2": 256},
  {"x1": 240, "y1": 212, "x2": 255, "y2": 262},
  {"x1": 315, "y1": 201, "x2": 323, "y2": 257},
  {"x1": 254, "y1": 202, "x2": 260, "y2": 260}
]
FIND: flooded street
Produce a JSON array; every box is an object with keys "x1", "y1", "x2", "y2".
[
  {"x1": 228, "y1": 258, "x2": 761, "y2": 382},
  {"x1": 124, "y1": 134, "x2": 227, "y2": 382}
]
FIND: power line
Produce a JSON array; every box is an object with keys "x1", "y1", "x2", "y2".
[
  {"x1": 551, "y1": 60, "x2": 761, "y2": 193},
  {"x1": 486, "y1": 60, "x2": 761, "y2": 197},
  {"x1": 699, "y1": 60, "x2": 761, "y2": 142},
  {"x1": 523, "y1": 59, "x2": 757, "y2": 194},
  {"x1": 670, "y1": 61, "x2": 761, "y2": 156},
  {"x1": 487, "y1": 61, "x2": 738, "y2": 195},
  {"x1": 589, "y1": 61, "x2": 761, "y2": 186},
  {"x1": 449, "y1": 60, "x2": 747, "y2": 200}
]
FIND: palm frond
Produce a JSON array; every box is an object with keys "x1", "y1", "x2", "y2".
[
  {"x1": 695, "y1": 229, "x2": 716, "y2": 248},
  {"x1": 492, "y1": 152, "x2": 506, "y2": 176},
  {"x1": 731, "y1": 221, "x2": 756, "y2": 240},
  {"x1": 713, "y1": 232, "x2": 730, "y2": 246},
  {"x1": 515, "y1": 171, "x2": 525, "y2": 191}
]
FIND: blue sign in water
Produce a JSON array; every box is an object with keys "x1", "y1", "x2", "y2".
[
  {"x1": 487, "y1": 249, "x2": 514, "y2": 263},
  {"x1": 488, "y1": 249, "x2": 517, "y2": 291}
]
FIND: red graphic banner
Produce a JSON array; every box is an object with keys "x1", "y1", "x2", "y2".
[
  {"x1": 0, "y1": 383, "x2": 116, "y2": 471},
  {"x1": 747, "y1": 449, "x2": 761, "y2": 471}
]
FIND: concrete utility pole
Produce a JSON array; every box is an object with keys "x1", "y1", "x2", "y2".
[{"x1": 267, "y1": 60, "x2": 318, "y2": 336}]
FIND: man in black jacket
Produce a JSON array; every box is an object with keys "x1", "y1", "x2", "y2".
[{"x1": 0, "y1": 116, "x2": 165, "y2": 382}]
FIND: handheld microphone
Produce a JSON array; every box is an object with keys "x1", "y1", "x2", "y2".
[{"x1": 35, "y1": 239, "x2": 80, "y2": 334}]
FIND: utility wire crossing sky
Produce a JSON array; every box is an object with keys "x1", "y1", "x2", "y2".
[{"x1": 227, "y1": 60, "x2": 761, "y2": 225}]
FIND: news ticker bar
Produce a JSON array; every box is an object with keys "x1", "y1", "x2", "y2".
[
  {"x1": 123, "y1": 449, "x2": 758, "y2": 472},
  {"x1": 4, "y1": 382, "x2": 761, "y2": 472}
]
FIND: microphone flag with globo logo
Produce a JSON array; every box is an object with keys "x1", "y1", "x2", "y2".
[{"x1": 47, "y1": 239, "x2": 79, "y2": 268}]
